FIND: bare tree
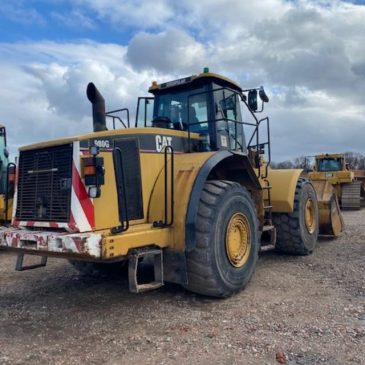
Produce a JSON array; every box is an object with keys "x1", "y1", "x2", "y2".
[{"x1": 272, "y1": 152, "x2": 365, "y2": 171}]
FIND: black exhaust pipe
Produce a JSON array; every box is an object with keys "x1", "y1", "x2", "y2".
[{"x1": 87, "y1": 82, "x2": 108, "y2": 132}]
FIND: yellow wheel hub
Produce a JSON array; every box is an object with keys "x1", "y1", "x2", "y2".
[
  {"x1": 304, "y1": 199, "x2": 316, "y2": 234},
  {"x1": 225, "y1": 213, "x2": 251, "y2": 268}
]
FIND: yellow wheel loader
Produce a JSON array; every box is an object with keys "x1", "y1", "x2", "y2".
[
  {"x1": 0, "y1": 70, "x2": 339, "y2": 297},
  {"x1": 309, "y1": 153, "x2": 364, "y2": 210},
  {"x1": 0, "y1": 124, "x2": 15, "y2": 225}
]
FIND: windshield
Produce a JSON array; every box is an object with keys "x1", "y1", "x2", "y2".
[
  {"x1": 153, "y1": 86, "x2": 208, "y2": 133},
  {"x1": 318, "y1": 158, "x2": 342, "y2": 171}
]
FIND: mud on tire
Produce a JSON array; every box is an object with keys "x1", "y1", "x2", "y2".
[
  {"x1": 184, "y1": 180, "x2": 259, "y2": 298},
  {"x1": 273, "y1": 178, "x2": 319, "y2": 255}
]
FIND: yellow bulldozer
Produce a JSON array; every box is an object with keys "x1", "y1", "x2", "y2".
[
  {"x1": 0, "y1": 70, "x2": 343, "y2": 297},
  {"x1": 308, "y1": 153, "x2": 365, "y2": 210}
]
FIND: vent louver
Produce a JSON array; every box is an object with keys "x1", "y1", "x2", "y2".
[{"x1": 16, "y1": 144, "x2": 73, "y2": 222}]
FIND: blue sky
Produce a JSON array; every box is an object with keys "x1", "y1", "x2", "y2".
[
  {"x1": 0, "y1": 0, "x2": 365, "y2": 161},
  {"x1": 0, "y1": 1, "x2": 133, "y2": 44}
]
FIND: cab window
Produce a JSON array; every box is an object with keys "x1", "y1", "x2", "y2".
[
  {"x1": 188, "y1": 93, "x2": 208, "y2": 133},
  {"x1": 213, "y1": 86, "x2": 245, "y2": 151},
  {"x1": 152, "y1": 86, "x2": 208, "y2": 132},
  {"x1": 318, "y1": 159, "x2": 341, "y2": 171},
  {"x1": 136, "y1": 97, "x2": 154, "y2": 127}
]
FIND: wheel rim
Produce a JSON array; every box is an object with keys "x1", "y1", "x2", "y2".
[
  {"x1": 304, "y1": 199, "x2": 316, "y2": 234},
  {"x1": 225, "y1": 213, "x2": 251, "y2": 268}
]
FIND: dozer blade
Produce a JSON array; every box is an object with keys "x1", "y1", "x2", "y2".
[{"x1": 311, "y1": 181, "x2": 345, "y2": 237}]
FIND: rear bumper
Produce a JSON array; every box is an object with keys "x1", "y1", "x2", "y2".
[{"x1": 0, "y1": 228, "x2": 102, "y2": 258}]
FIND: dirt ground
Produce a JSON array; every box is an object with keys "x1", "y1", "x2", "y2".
[{"x1": 0, "y1": 210, "x2": 364, "y2": 365}]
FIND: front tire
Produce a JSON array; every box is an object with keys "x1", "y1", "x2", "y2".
[
  {"x1": 273, "y1": 178, "x2": 319, "y2": 255},
  {"x1": 184, "y1": 180, "x2": 259, "y2": 298}
]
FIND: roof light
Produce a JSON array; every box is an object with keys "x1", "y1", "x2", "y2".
[
  {"x1": 203, "y1": 67, "x2": 209, "y2": 73},
  {"x1": 151, "y1": 81, "x2": 158, "y2": 87}
]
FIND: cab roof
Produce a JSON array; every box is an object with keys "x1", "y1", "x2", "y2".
[
  {"x1": 315, "y1": 153, "x2": 344, "y2": 160},
  {"x1": 148, "y1": 71, "x2": 243, "y2": 94}
]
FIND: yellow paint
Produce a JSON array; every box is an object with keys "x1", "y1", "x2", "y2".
[
  {"x1": 315, "y1": 153, "x2": 344, "y2": 159},
  {"x1": 149, "y1": 71, "x2": 242, "y2": 93},
  {"x1": 308, "y1": 170, "x2": 353, "y2": 184},
  {"x1": 91, "y1": 151, "x2": 120, "y2": 230},
  {"x1": 102, "y1": 223, "x2": 172, "y2": 257},
  {"x1": 264, "y1": 168, "x2": 303, "y2": 212},
  {"x1": 311, "y1": 180, "x2": 344, "y2": 236},
  {"x1": 91, "y1": 150, "x2": 170, "y2": 229},
  {"x1": 225, "y1": 213, "x2": 251, "y2": 268},
  {"x1": 148, "y1": 151, "x2": 214, "y2": 251},
  {"x1": 308, "y1": 153, "x2": 356, "y2": 203},
  {"x1": 87, "y1": 146, "x2": 213, "y2": 254},
  {"x1": 309, "y1": 153, "x2": 353, "y2": 184},
  {"x1": 0, "y1": 195, "x2": 12, "y2": 222},
  {"x1": 19, "y1": 127, "x2": 200, "y2": 151},
  {"x1": 304, "y1": 199, "x2": 316, "y2": 234},
  {"x1": 89, "y1": 149, "x2": 303, "y2": 258}
]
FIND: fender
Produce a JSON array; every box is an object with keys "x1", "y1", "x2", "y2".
[
  {"x1": 185, "y1": 151, "x2": 261, "y2": 252},
  {"x1": 266, "y1": 168, "x2": 303, "y2": 213}
]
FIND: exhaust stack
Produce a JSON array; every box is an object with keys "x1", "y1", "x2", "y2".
[{"x1": 87, "y1": 82, "x2": 108, "y2": 132}]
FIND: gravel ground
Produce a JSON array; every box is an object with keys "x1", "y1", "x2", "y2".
[{"x1": 0, "y1": 210, "x2": 364, "y2": 365}]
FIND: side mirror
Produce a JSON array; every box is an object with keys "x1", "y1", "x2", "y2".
[
  {"x1": 259, "y1": 86, "x2": 269, "y2": 103},
  {"x1": 3, "y1": 147, "x2": 9, "y2": 159},
  {"x1": 248, "y1": 90, "x2": 258, "y2": 111}
]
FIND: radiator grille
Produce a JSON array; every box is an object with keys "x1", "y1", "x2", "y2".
[{"x1": 16, "y1": 144, "x2": 73, "y2": 222}]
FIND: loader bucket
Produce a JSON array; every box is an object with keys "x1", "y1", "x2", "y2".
[{"x1": 311, "y1": 181, "x2": 344, "y2": 236}]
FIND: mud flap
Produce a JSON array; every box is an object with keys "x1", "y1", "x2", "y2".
[{"x1": 311, "y1": 181, "x2": 345, "y2": 236}]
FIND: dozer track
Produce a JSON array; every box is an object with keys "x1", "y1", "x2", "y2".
[{"x1": 341, "y1": 181, "x2": 362, "y2": 210}]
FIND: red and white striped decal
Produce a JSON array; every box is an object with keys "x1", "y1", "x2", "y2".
[
  {"x1": 13, "y1": 220, "x2": 72, "y2": 231},
  {"x1": 14, "y1": 141, "x2": 95, "y2": 233},
  {"x1": 10, "y1": 164, "x2": 19, "y2": 227},
  {"x1": 70, "y1": 141, "x2": 95, "y2": 232}
]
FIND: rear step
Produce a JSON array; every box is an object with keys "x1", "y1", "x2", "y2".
[
  {"x1": 128, "y1": 247, "x2": 163, "y2": 293},
  {"x1": 260, "y1": 224, "x2": 276, "y2": 251},
  {"x1": 15, "y1": 253, "x2": 48, "y2": 271}
]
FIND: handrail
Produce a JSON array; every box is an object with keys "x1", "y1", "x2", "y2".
[
  {"x1": 106, "y1": 108, "x2": 130, "y2": 129},
  {"x1": 153, "y1": 146, "x2": 174, "y2": 228},
  {"x1": 164, "y1": 146, "x2": 174, "y2": 226}
]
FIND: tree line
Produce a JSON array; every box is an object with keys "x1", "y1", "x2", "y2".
[{"x1": 271, "y1": 152, "x2": 365, "y2": 170}]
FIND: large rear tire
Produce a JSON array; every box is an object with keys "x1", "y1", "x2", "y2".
[
  {"x1": 184, "y1": 180, "x2": 259, "y2": 298},
  {"x1": 273, "y1": 178, "x2": 319, "y2": 255}
]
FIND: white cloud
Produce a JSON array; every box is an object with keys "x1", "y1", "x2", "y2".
[
  {"x1": 0, "y1": 41, "x2": 168, "y2": 158},
  {"x1": 126, "y1": 29, "x2": 206, "y2": 73},
  {"x1": 0, "y1": 0, "x2": 365, "y2": 162}
]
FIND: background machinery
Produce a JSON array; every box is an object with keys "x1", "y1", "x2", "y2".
[
  {"x1": 0, "y1": 124, "x2": 15, "y2": 225},
  {"x1": 0, "y1": 70, "x2": 340, "y2": 297},
  {"x1": 309, "y1": 153, "x2": 364, "y2": 210}
]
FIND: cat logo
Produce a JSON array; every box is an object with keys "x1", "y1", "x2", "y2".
[{"x1": 155, "y1": 135, "x2": 172, "y2": 152}]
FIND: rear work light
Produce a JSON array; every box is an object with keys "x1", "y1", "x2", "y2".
[
  {"x1": 82, "y1": 147, "x2": 105, "y2": 198},
  {"x1": 8, "y1": 165, "x2": 16, "y2": 183}
]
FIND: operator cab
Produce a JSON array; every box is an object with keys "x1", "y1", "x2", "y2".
[
  {"x1": 316, "y1": 155, "x2": 345, "y2": 172},
  {"x1": 136, "y1": 70, "x2": 248, "y2": 152}
]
